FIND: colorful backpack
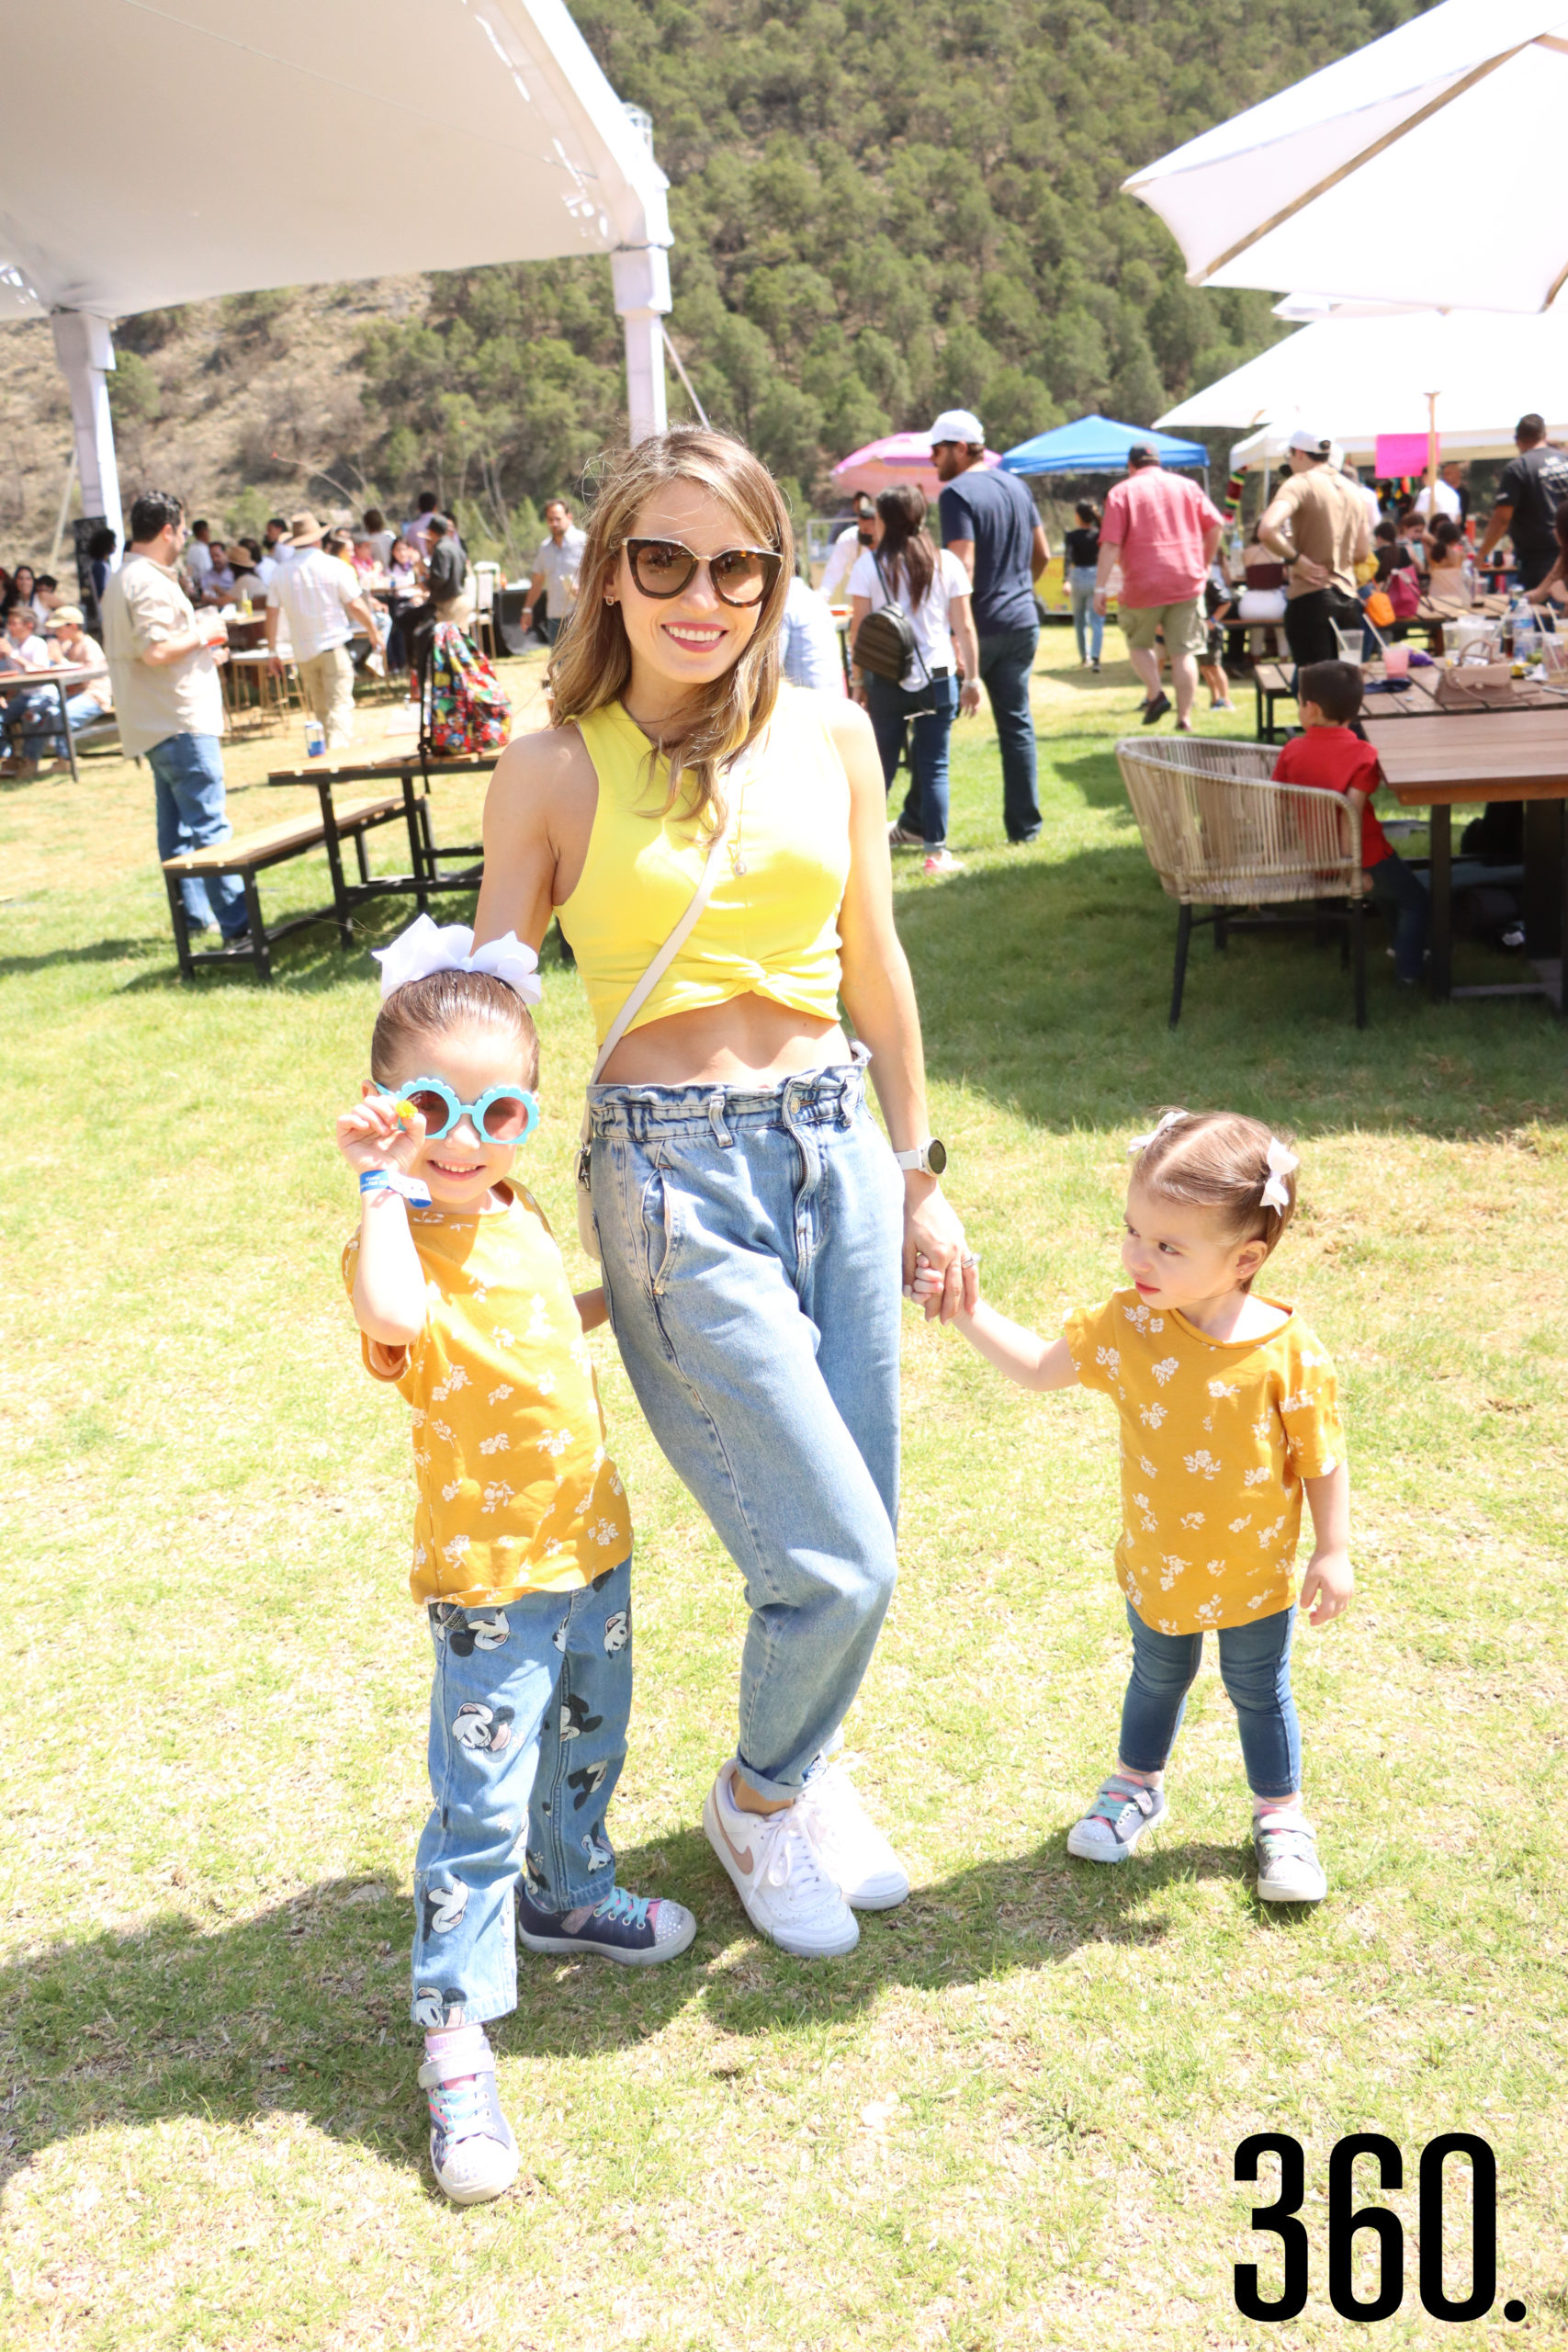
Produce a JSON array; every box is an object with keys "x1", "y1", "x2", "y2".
[{"x1": 423, "y1": 621, "x2": 512, "y2": 759}]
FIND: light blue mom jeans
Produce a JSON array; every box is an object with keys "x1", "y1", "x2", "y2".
[{"x1": 589, "y1": 1049, "x2": 905, "y2": 1803}]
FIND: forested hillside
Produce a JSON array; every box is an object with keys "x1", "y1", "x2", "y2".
[
  {"x1": 355, "y1": 0, "x2": 1424, "y2": 529},
  {"x1": 2, "y1": 0, "x2": 1426, "y2": 561}
]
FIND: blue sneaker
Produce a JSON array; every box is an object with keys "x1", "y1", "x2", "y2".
[{"x1": 516, "y1": 1883, "x2": 695, "y2": 1965}]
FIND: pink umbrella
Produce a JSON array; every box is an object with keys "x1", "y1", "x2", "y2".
[{"x1": 831, "y1": 431, "x2": 1003, "y2": 501}]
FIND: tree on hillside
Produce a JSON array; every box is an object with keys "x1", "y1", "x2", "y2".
[{"x1": 355, "y1": 0, "x2": 1420, "y2": 510}]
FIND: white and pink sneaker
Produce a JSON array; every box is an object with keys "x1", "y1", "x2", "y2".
[
  {"x1": 797, "y1": 1760, "x2": 910, "y2": 1909},
  {"x1": 703, "y1": 1763, "x2": 860, "y2": 1958}
]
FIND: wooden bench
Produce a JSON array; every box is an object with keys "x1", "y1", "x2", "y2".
[{"x1": 163, "y1": 791, "x2": 412, "y2": 981}]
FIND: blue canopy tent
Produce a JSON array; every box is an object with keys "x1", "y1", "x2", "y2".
[{"x1": 1000, "y1": 414, "x2": 1209, "y2": 475}]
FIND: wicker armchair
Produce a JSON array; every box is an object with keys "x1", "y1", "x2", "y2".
[{"x1": 1114, "y1": 737, "x2": 1367, "y2": 1027}]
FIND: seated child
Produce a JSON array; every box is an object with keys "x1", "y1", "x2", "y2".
[
  {"x1": 337, "y1": 915, "x2": 694, "y2": 2206},
  {"x1": 1272, "y1": 659, "x2": 1430, "y2": 985},
  {"x1": 1425, "y1": 515, "x2": 1472, "y2": 604},
  {"x1": 913, "y1": 1109, "x2": 1353, "y2": 1904},
  {"x1": 1201, "y1": 563, "x2": 1238, "y2": 714}
]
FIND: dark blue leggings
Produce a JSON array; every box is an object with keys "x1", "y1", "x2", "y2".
[{"x1": 1118, "y1": 1599, "x2": 1301, "y2": 1800}]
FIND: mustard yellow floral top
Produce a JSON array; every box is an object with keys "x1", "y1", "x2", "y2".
[
  {"x1": 343, "y1": 1182, "x2": 632, "y2": 1607},
  {"x1": 1061, "y1": 1288, "x2": 1344, "y2": 1634}
]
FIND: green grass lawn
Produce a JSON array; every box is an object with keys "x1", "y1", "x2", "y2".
[{"x1": 2, "y1": 635, "x2": 1564, "y2": 2349}]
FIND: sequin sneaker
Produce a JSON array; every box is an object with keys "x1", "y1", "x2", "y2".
[
  {"x1": 418, "y1": 2026, "x2": 520, "y2": 2206},
  {"x1": 1066, "y1": 1774, "x2": 1168, "y2": 1862},
  {"x1": 516, "y1": 1883, "x2": 695, "y2": 1964},
  {"x1": 1253, "y1": 1811, "x2": 1327, "y2": 1904}
]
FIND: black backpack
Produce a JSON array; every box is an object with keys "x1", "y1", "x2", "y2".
[{"x1": 854, "y1": 551, "x2": 929, "y2": 684}]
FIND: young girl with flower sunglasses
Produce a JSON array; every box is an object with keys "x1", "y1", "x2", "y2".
[{"x1": 336, "y1": 915, "x2": 693, "y2": 2205}]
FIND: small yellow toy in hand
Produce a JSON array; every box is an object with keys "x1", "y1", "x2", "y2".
[{"x1": 393, "y1": 1098, "x2": 418, "y2": 1127}]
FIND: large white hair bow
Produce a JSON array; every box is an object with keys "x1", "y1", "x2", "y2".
[
  {"x1": 372, "y1": 915, "x2": 542, "y2": 1006},
  {"x1": 1127, "y1": 1108, "x2": 1188, "y2": 1156},
  {"x1": 1259, "y1": 1136, "x2": 1300, "y2": 1213}
]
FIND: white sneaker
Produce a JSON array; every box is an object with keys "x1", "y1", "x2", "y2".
[
  {"x1": 922, "y1": 848, "x2": 964, "y2": 876},
  {"x1": 418, "y1": 2027, "x2": 520, "y2": 2205},
  {"x1": 702, "y1": 1764, "x2": 860, "y2": 1957},
  {"x1": 796, "y1": 1761, "x2": 910, "y2": 1909},
  {"x1": 1253, "y1": 1810, "x2": 1327, "y2": 1903}
]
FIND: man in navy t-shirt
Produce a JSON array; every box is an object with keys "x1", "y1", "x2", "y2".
[{"x1": 931, "y1": 409, "x2": 1050, "y2": 842}]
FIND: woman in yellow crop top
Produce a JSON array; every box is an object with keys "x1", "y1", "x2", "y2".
[{"x1": 473, "y1": 428, "x2": 976, "y2": 1961}]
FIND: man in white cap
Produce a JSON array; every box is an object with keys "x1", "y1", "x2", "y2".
[
  {"x1": 1258, "y1": 430, "x2": 1371, "y2": 670},
  {"x1": 930, "y1": 408, "x2": 1051, "y2": 844},
  {"x1": 265, "y1": 511, "x2": 384, "y2": 748}
]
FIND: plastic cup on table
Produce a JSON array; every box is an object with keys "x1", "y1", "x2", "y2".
[{"x1": 1383, "y1": 643, "x2": 1410, "y2": 680}]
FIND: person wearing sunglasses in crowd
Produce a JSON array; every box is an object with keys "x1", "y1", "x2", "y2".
[
  {"x1": 472, "y1": 428, "x2": 976, "y2": 1962},
  {"x1": 336, "y1": 916, "x2": 695, "y2": 2206}
]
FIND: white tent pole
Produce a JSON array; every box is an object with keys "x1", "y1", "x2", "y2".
[
  {"x1": 611, "y1": 247, "x2": 671, "y2": 445},
  {"x1": 46, "y1": 448, "x2": 79, "y2": 572},
  {"x1": 50, "y1": 311, "x2": 122, "y2": 553}
]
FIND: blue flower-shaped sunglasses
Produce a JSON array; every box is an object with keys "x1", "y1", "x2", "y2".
[{"x1": 373, "y1": 1077, "x2": 539, "y2": 1146}]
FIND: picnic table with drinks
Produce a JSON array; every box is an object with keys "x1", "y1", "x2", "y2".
[
  {"x1": 1250, "y1": 592, "x2": 1568, "y2": 1009},
  {"x1": 1360, "y1": 597, "x2": 1568, "y2": 1009}
]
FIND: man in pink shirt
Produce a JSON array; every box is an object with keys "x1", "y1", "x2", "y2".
[{"x1": 1094, "y1": 445, "x2": 1224, "y2": 731}]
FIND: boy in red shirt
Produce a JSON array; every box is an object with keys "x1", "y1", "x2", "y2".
[{"x1": 1272, "y1": 660, "x2": 1429, "y2": 985}]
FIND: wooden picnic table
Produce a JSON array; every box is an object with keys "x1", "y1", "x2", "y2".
[
  {"x1": 265, "y1": 743, "x2": 497, "y2": 916},
  {"x1": 1360, "y1": 703, "x2": 1568, "y2": 1010}
]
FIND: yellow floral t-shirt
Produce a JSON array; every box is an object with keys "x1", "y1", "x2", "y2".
[
  {"x1": 1061, "y1": 1288, "x2": 1343, "y2": 1635},
  {"x1": 342, "y1": 1182, "x2": 632, "y2": 1607}
]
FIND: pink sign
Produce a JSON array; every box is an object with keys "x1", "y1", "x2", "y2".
[{"x1": 1375, "y1": 432, "x2": 1435, "y2": 477}]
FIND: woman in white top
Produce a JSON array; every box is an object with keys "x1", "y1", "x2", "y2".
[{"x1": 849, "y1": 485, "x2": 979, "y2": 876}]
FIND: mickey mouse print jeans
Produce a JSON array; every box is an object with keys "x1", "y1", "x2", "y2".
[{"x1": 411, "y1": 1557, "x2": 632, "y2": 2029}]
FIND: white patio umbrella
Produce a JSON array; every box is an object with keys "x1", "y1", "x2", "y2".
[
  {"x1": 1125, "y1": 0, "x2": 1568, "y2": 315},
  {"x1": 1157, "y1": 307, "x2": 1568, "y2": 464}
]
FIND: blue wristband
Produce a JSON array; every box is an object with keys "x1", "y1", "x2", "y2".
[{"x1": 359, "y1": 1166, "x2": 433, "y2": 1206}]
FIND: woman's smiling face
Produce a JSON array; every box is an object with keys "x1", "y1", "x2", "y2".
[{"x1": 612, "y1": 482, "x2": 765, "y2": 698}]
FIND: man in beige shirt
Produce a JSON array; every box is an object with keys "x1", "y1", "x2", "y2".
[
  {"x1": 1259, "y1": 428, "x2": 1371, "y2": 668},
  {"x1": 101, "y1": 488, "x2": 249, "y2": 943}
]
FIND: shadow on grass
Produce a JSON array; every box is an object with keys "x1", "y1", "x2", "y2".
[
  {"x1": 0, "y1": 1826, "x2": 1267, "y2": 2195},
  {"x1": 0, "y1": 938, "x2": 154, "y2": 978},
  {"x1": 107, "y1": 892, "x2": 495, "y2": 997}
]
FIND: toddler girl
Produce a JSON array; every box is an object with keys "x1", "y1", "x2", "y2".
[
  {"x1": 337, "y1": 915, "x2": 694, "y2": 2205},
  {"x1": 916, "y1": 1108, "x2": 1352, "y2": 1903}
]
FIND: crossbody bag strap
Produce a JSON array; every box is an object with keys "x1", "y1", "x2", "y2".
[{"x1": 576, "y1": 781, "x2": 741, "y2": 1182}]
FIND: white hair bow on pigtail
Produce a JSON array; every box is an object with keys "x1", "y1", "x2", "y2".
[
  {"x1": 1259, "y1": 1136, "x2": 1300, "y2": 1213},
  {"x1": 371, "y1": 914, "x2": 542, "y2": 1006},
  {"x1": 1127, "y1": 1108, "x2": 1189, "y2": 1157}
]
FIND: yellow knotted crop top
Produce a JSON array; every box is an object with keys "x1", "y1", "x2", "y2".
[{"x1": 558, "y1": 685, "x2": 852, "y2": 1046}]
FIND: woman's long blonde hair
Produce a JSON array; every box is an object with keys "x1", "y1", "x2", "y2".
[{"x1": 548, "y1": 428, "x2": 793, "y2": 829}]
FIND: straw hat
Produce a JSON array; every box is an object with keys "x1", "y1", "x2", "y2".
[{"x1": 285, "y1": 511, "x2": 324, "y2": 547}]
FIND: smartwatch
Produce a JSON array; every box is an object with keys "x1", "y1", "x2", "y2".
[{"x1": 894, "y1": 1139, "x2": 947, "y2": 1176}]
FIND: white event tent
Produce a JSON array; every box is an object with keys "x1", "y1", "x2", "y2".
[
  {"x1": 1156, "y1": 305, "x2": 1568, "y2": 469},
  {"x1": 0, "y1": 0, "x2": 674, "y2": 548},
  {"x1": 1123, "y1": 0, "x2": 1568, "y2": 316}
]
